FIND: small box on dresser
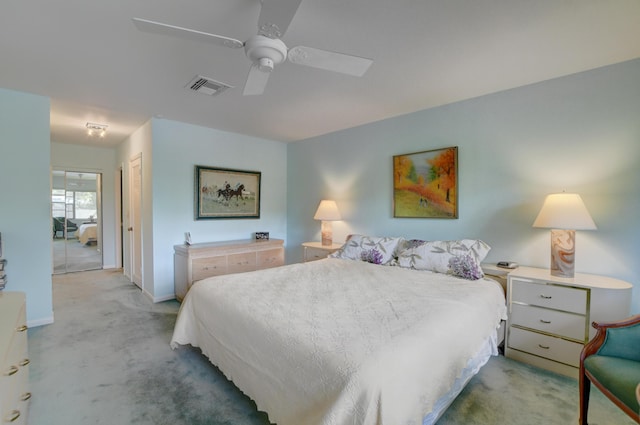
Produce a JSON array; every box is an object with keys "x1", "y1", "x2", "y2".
[
  {"x1": 505, "y1": 266, "x2": 632, "y2": 378},
  {"x1": 0, "y1": 291, "x2": 30, "y2": 425}
]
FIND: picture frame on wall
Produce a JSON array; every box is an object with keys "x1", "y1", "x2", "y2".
[
  {"x1": 393, "y1": 146, "x2": 458, "y2": 218},
  {"x1": 195, "y1": 166, "x2": 261, "y2": 220}
]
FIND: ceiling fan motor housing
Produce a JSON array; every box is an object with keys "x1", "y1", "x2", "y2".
[{"x1": 244, "y1": 35, "x2": 287, "y2": 72}]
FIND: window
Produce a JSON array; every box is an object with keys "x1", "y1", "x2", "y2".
[{"x1": 51, "y1": 190, "x2": 97, "y2": 219}]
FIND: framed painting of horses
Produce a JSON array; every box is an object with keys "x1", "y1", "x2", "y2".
[
  {"x1": 195, "y1": 166, "x2": 261, "y2": 219},
  {"x1": 393, "y1": 146, "x2": 458, "y2": 219}
]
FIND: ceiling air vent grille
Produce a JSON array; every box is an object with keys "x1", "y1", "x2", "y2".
[{"x1": 187, "y1": 75, "x2": 233, "y2": 96}]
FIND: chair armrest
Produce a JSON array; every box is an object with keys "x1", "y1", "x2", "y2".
[{"x1": 581, "y1": 314, "x2": 640, "y2": 364}]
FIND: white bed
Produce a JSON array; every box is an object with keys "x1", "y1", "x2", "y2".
[
  {"x1": 171, "y1": 256, "x2": 507, "y2": 425},
  {"x1": 77, "y1": 223, "x2": 97, "y2": 245}
]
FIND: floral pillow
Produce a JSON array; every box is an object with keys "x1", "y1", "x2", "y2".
[
  {"x1": 329, "y1": 235, "x2": 405, "y2": 265},
  {"x1": 397, "y1": 239, "x2": 491, "y2": 279}
]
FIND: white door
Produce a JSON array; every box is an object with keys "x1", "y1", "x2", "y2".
[{"x1": 129, "y1": 155, "x2": 143, "y2": 288}]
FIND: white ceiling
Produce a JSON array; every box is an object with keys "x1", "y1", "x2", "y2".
[{"x1": 1, "y1": 0, "x2": 639, "y2": 148}]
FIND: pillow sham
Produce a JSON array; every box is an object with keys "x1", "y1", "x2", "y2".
[
  {"x1": 397, "y1": 239, "x2": 491, "y2": 279},
  {"x1": 329, "y1": 234, "x2": 404, "y2": 265}
]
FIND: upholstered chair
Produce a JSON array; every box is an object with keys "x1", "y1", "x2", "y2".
[{"x1": 579, "y1": 314, "x2": 640, "y2": 424}]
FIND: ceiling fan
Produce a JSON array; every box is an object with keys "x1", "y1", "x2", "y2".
[{"x1": 132, "y1": 0, "x2": 373, "y2": 96}]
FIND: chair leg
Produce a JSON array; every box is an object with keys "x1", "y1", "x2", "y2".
[{"x1": 579, "y1": 372, "x2": 591, "y2": 425}]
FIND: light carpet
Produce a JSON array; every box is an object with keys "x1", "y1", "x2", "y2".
[{"x1": 26, "y1": 269, "x2": 634, "y2": 425}]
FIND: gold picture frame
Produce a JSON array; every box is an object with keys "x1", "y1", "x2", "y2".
[{"x1": 393, "y1": 146, "x2": 458, "y2": 218}]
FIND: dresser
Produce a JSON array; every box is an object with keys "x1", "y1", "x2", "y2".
[
  {"x1": 174, "y1": 239, "x2": 285, "y2": 301},
  {"x1": 505, "y1": 266, "x2": 632, "y2": 377},
  {"x1": 0, "y1": 291, "x2": 31, "y2": 425},
  {"x1": 301, "y1": 241, "x2": 343, "y2": 262}
]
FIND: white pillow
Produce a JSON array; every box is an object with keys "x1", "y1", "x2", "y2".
[
  {"x1": 397, "y1": 239, "x2": 491, "y2": 277},
  {"x1": 329, "y1": 235, "x2": 405, "y2": 265}
]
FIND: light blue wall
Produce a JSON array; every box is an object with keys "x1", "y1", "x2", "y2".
[
  {"x1": 287, "y1": 58, "x2": 640, "y2": 313},
  {"x1": 0, "y1": 88, "x2": 53, "y2": 325},
  {"x1": 51, "y1": 142, "x2": 118, "y2": 268},
  {"x1": 150, "y1": 119, "x2": 288, "y2": 300}
]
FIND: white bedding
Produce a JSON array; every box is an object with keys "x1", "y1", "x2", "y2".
[
  {"x1": 171, "y1": 258, "x2": 507, "y2": 425},
  {"x1": 77, "y1": 223, "x2": 97, "y2": 245}
]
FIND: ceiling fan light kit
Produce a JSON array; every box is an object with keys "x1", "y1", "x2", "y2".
[
  {"x1": 244, "y1": 35, "x2": 287, "y2": 72},
  {"x1": 132, "y1": 0, "x2": 373, "y2": 96}
]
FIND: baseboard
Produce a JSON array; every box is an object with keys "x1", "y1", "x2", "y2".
[
  {"x1": 102, "y1": 264, "x2": 117, "y2": 269},
  {"x1": 28, "y1": 314, "x2": 55, "y2": 328},
  {"x1": 153, "y1": 293, "x2": 177, "y2": 303}
]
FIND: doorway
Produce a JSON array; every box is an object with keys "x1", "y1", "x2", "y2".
[{"x1": 52, "y1": 170, "x2": 103, "y2": 274}]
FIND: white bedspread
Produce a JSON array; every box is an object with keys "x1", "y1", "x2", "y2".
[{"x1": 171, "y1": 258, "x2": 507, "y2": 425}]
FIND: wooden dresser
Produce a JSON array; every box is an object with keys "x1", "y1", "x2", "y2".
[
  {"x1": 0, "y1": 291, "x2": 31, "y2": 424},
  {"x1": 174, "y1": 239, "x2": 285, "y2": 301}
]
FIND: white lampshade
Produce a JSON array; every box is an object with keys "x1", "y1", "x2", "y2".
[
  {"x1": 533, "y1": 193, "x2": 596, "y2": 278},
  {"x1": 314, "y1": 200, "x2": 342, "y2": 221},
  {"x1": 533, "y1": 193, "x2": 596, "y2": 230}
]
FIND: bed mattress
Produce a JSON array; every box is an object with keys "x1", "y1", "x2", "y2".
[{"x1": 171, "y1": 258, "x2": 507, "y2": 425}]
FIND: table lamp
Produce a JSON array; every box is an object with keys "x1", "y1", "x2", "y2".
[
  {"x1": 314, "y1": 200, "x2": 341, "y2": 246},
  {"x1": 532, "y1": 193, "x2": 596, "y2": 278}
]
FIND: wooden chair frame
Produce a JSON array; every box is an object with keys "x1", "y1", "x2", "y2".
[{"x1": 579, "y1": 314, "x2": 640, "y2": 424}]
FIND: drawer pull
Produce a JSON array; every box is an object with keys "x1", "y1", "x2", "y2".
[
  {"x1": 4, "y1": 365, "x2": 19, "y2": 376},
  {"x1": 539, "y1": 294, "x2": 552, "y2": 299},
  {"x1": 20, "y1": 392, "x2": 32, "y2": 402},
  {"x1": 19, "y1": 358, "x2": 30, "y2": 367},
  {"x1": 538, "y1": 344, "x2": 550, "y2": 350},
  {"x1": 17, "y1": 325, "x2": 28, "y2": 332},
  {"x1": 539, "y1": 319, "x2": 551, "y2": 324},
  {"x1": 5, "y1": 410, "x2": 20, "y2": 422}
]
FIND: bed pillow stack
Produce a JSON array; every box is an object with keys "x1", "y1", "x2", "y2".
[
  {"x1": 329, "y1": 234, "x2": 405, "y2": 265},
  {"x1": 397, "y1": 239, "x2": 490, "y2": 280}
]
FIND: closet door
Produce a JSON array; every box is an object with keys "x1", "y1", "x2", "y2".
[{"x1": 51, "y1": 170, "x2": 103, "y2": 274}]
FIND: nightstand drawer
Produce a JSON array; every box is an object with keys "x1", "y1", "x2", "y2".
[
  {"x1": 192, "y1": 256, "x2": 228, "y2": 281},
  {"x1": 508, "y1": 327, "x2": 583, "y2": 367},
  {"x1": 305, "y1": 247, "x2": 332, "y2": 261},
  {"x1": 511, "y1": 279, "x2": 587, "y2": 314},
  {"x1": 510, "y1": 303, "x2": 587, "y2": 341}
]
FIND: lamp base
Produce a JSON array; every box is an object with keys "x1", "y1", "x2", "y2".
[
  {"x1": 320, "y1": 221, "x2": 333, "y2": 246},
  {"x1": 550, "y1": 229, "x2": 575, "y2": 278}
]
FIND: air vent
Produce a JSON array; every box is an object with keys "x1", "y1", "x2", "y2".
[{"x1": 187, "y1": 75, "x2": 233, "y2": 96}]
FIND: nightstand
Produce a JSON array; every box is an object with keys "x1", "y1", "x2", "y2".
[
  {"x1": 505, "y1": 266, "x2": 632, "y2": 378},
  {"x1": 302, "y1": 241, "x2": 342, "y2": 262}
]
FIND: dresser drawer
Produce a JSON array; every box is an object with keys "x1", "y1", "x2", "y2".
[
  {"x1": 510, "y1": 279, "x2": 587, "y2": 314},
  {"x1": 510, "y1": 303, "x2": 587, "y2": 341},
  {"x1": 508, "y1": 327, "x2": 583, "y2": 367},
  {"x1": 192, "y1": 256, "x2": 228, "y2": 281},
  {"x1": 227, "y1": 252, "x2": 256, "y2": 274},
  {"x1": 257, "y1": 248, "x2": 284, "y2": 269}
]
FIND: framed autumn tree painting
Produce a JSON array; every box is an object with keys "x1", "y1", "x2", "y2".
[{"x1": 393, "y1": 146, "x2": 458, "y2": 218}]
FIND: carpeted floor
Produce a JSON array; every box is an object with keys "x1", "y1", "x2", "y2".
[{"x1": 27, "y1": 269, "x2": 635, "y2": 425}]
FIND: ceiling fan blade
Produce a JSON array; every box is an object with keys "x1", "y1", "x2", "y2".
[
  {"x1": 257, "y1": 0, "x2": 303, "y2": 39},
  {"x1": 288, "y1": 46, "x2": 373, "y2": 76},
  {"x1": 243, "y1": 64, "x2": 271, "y2": 96},
  {"x1": 132, "y1": 18, "x2": 244, "y2": 49}
]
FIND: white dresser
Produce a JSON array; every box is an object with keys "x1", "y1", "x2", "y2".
[
  {"x1": 505, "y1": 266, "x2": 632, "y2": 377},
  {"x1": 174, "y1": 239, "x2": 285, "y2": 301},
  {"x1": 0, "y1": 291, "x2": 31, "y2": 424}
]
